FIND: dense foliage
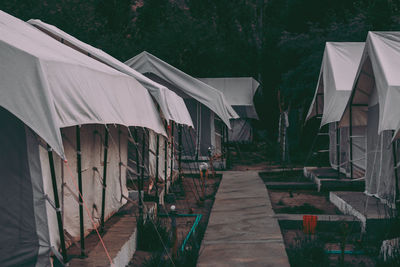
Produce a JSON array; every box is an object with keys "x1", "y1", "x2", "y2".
[{"x1": 1, "y1": 0, "x2": 400, "y2": 150}]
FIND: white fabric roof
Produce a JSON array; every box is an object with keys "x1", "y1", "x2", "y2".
[
  {"x1": 198, "y1": 77, "x2": 259, "y2": 106},
  {"x1": 28, "y1": 19, "x2": 193, "y2": 128},
  {"x1": 306, "y1": 42, "x2": 364, "y2": 126},
  {"x1": 339, "y1": 32, "x2": 400, "y2": 138},
  {"x1": 0, "y1": 11, "x2": 166, "y2": 159},
  {"x1": 125, "y1": 52, "x2": 239, "y2": 128}
]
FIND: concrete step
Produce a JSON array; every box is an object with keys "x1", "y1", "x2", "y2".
[
  {"x1": 329, "y1": 191, "x2": 395, "y2": 236},
  {"x1": 264, "y1": 182, "x2": 317, "y2": 190},
  {"x1": 304, "y1": 167, "x2": 365, "y2": 192}
]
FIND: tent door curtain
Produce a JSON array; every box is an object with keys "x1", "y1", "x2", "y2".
[{"x1": 0, "y1": 108, "x2": 52, "y2": 267}]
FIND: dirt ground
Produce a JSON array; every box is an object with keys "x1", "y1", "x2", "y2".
[{"x1": 268, "y1": 189, "x2": 341, "y2": 214}]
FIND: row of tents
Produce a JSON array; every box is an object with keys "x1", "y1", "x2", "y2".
[
  {"x1": 306, "y1": 32, "x2": 400, "y2": 210},
  {"x1": 0, "y1": 10, "x2": 259, "y2": 266}
]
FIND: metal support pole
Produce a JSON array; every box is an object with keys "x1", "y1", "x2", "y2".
[
  {"x1": 100, "y1": 127, "x2": 109, "y2": 232},
  {"x1": 134, "y1": 129, "x2": 141, "y2": 206},
  {"x1": 336, "y1": 122, "x2": 341, "y2": 178},
  {"x1": 349, "y1": 102, "x2": 353, "y2": 179},
  {"x1": 135, "y1": 128, "x2": 144, "y2": 248},
  {"x1": 170, "y1": 205, "x2": 178, "y2": 260},
  {"x1": 226, "y1": 127, "x2": 230, "y2": 169},
  {"x1": 155, "y1": 134, "x2": 160, "y2": 204},
  {"x1": 76, "y1": 126, "x2": 85, "y2": 256},
  {"x1": 392, "y1": 132, "x2": 400, "y2": 212},
  {"x1": 170, "y1": 123, "x2": 175, "y2": 184},
  {"x1": 164, "y1": 136, "x2": 168, "y2": 200},
  {"x1": 178, "y1": 124, "x2": 182, "y2": 183},
  {"x1": 47, "y1": 145, "x2": 68, "y2": 263},
  {"x1": 141, "y1": 129, "x2": 146, "y2": 196}
]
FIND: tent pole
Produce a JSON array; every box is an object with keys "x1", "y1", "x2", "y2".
[
  {"x1": 170, "y1": 122, "x2": 175, "y2": 185},
  {"x1": 141, "y1": 128, "x2": 146, "y2": 201},
  {"x1": 134, "y1": 128, "x2": 143, "y2": 247},
  {"x1": 100, "y1": 127, "x2": 109, "y2": 233},
  {"x1": 47, "y1": 145, "x2": 68, "y2": 263},
  {"x1": 76, "y1": 126, "x2": 85, "y2": 256},
  {"x1": 221, "y1": 124, "x2": 225, "y2": 166},
  {"x1": 392, "y1": 132, "x2": 400, "y2": 212},
  {"x1": 178, "y1": 124, "x2": 182, "y2": 183},
  {"x1": 226, "y1": 126, "x2": 230, "y2": 169},
  {"x1": 155, "y1": 134, "x2": 160, "y2": 205},
  {"x1": 336, "y1": 122, "x2": 341, "y2": 178},
  {"x1": 164, "y1": 136, "x2": 168, "y2": 200},
  {"x1": 349, "y1": 102, "x2": 353, "y2": 180}
]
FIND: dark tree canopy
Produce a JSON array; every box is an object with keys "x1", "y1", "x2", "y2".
[{"x1": 1, "y1": 0, "x2": 400, "y2": 148}]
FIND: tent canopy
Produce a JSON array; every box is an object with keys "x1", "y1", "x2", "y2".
[
  {"x1": 306, "y1": 42, "x2": 365, "y2": 126},
  {"x1": 28, "y1": 19, "x2": 193, "y2": 128},
  {"x1": 199, "y1": 77, "x2": 259, "y2": 119},
  {"x1": 125, "y1": 51, "x2": 239, "y2": 128},
  {"x1": 340, "y1": 32, "x2": 400, "y2": 138},
  {"x1": 0, "y1": 11, "x2": 166, "y2": 159}
]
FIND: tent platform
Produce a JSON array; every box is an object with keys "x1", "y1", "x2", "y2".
[
  {"x1": 304, "y1": 167, "x2": 365, "y2": 192},
  {"x1": 67, "y1": 201, "x2": 155, "y2": 267},
  {"x1": 330, "y1": 191, "x2": 394, "y2": 233}
]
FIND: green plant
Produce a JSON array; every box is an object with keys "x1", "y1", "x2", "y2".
[
  {"x1": 288, "y1": 234, "x2": 329, "y2": 267},
  {"x1": 139, "y1": 216, "x2": 169, "y2": 252}
]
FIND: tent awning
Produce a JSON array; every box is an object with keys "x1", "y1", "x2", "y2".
[
  {"x1": 125, "y1": 52, "x2": 239, "y2": 128},
  {"x1": 28, "y1": 19, "x2": 193, "y2": 128},
  {"x1": 199, "y1": 77, "x2": 259, "y2": 120},
  {"x1": 0, "y1": 11, "x2": 166, "y2": 159},
  {"x1": 306, "y1": 42, "x2": 364, "y2": 126},
  {"x1": 338, "y1": 32, "x2": 400, "y2": 139}
]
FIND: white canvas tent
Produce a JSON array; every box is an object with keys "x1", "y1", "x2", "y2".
[
  {"x1": 306, "y1": 42, "x2": 365, "y2": 177},
  {"x1": 199, "y1": 77, "x2": 260, "y2": 142},
  {"x1": 125, "y1": 52, "x2": 239, "y2": 167},
  {"x1": 27, "y1": 19, "x2": 194, "y2": 188},
  {"x1": 340, "y1": 32, "x2": 400, "y2": 204},
  {"x1": 0, "y1": 10, "x2": 167, "y2": 266}
]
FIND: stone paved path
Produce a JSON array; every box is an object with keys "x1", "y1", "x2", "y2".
[{"x1": 197, "y1": 171, "x2": 290, "y2": 267}]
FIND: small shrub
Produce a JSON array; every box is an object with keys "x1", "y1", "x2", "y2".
[
  {"x1": 138, "y1": 216, "x2": 169, "y2": 251},
  {"x1": 287, "y1": 234, "x2": 329, "y2": 267}
]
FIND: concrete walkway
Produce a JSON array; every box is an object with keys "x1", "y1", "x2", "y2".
[{"x1": 197, "y1": 171, "x2": 289, "y2": 267}]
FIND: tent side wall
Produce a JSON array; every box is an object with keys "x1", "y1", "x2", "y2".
[
  {"x1": 0, "y1": 108, "x2": 51, "y2": 267},
  {"x1": 365, "y1": 104, "x2": 398, "y2": 203},
  {"x1": 228, "y1": 119, "x2": 253, "y2": 143},
  {"x1": 40, "y1": 125, "x2": 128, "y2": 249},
  {"x1": 148, "y1": 130, "x2": 172, "y2": 182}
]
